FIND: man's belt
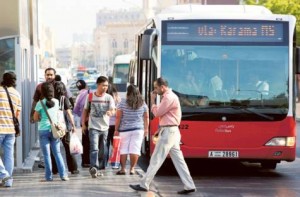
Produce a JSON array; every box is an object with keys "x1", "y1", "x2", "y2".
[{"x1": 160, "y1": 125, "x2": 178, "y2": 127}]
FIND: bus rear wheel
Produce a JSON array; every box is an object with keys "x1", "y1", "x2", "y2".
[{"x1": 261, "y1": 161, "x2": 277, "y2": 169}]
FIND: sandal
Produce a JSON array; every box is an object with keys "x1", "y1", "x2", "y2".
[
  {"x1": 130, "y1": 171, "x2": 136, "y2": 175},
  {"x1": 116, "y1": 170, "x2": 126, "y2": 175}
]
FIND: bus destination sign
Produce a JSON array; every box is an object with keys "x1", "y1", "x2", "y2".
[{"x1": 164, "y1": 20, "x2": 286, "y2": 43}]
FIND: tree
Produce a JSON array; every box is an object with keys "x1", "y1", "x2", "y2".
[{"x1": 244, "y1": 0, "x2": 300, "y2": 45}]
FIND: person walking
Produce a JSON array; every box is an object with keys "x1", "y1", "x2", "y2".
[
  {"x1": 55, "y1": 75, "x2": 74, "y2": 108},
  {"x1": 33, "y1": 82, "x2": 69, "y2": 181},
  {"x1": 81, "y1": 76, "x2": 115, "y2": 178},
  {"x1": 129, "y1": 77, "x2": 196, "y2": 195},
  {"x1": 54, "y1": 81, "x2": 79, "y2": 174},
  {"x1": 73, "y1": 79, "x2": 90, "y2": 167},
  {"x1": 114, "y1": 85, "x2": 149, "y2": 175},
  {"x1": 0, "y1": 72, "x2": 21, "y2": 187},
  {"x1": 30, "y1": 68, "x2": 57, "y2": 171},
  {"x1": 106, "y1": 84, "x2": 121, "y2": 166}
]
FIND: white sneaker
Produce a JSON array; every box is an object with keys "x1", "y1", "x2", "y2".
[
  {"x1": 97, "y1": 171, "x2": 104, "y2": 177},
  {"x1": 61, "y1": 177, "x2": 69, "y2": 181}
]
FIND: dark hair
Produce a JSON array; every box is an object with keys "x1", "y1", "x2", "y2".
[
  {"x1": 156, "y1": 77, "x2": 168, "y2": 87},
  {"x1": 54, "y1": 81, "x2": 66, "y2": 99},
  {"x1": 108, "y1": 76, "x2": 113, "y2": 83},
  {"x1": 41, "y1": 82, "x2": 55, "y2": 108},
  {"x1": 55, "y1": 74, "x2": 61, "y2": 81},
  {"x1": 107, "y1": 84, "x2": 118, "y2": 98},
  {"x1": 76, "y1": 80, "x2": 86, "y2": 90},
  {"x1": 96, "y1": 76, "x2": 108, "y2": 84},
  {"x1": 45, "y1": 67, "x2": 56, "y2": 74},
  {"x1": 1, "y1": 72, "x2": 16, "y2": 88},
  {"x1": 126, "y1": 85, "x2": 144, "y2": 110}
]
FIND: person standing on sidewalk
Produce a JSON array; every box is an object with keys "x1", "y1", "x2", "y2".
[
  {"x1": 106, "y1": 83, "x2": 121, "y2": 166},
  {"x1": 129, "y1": 77, "x2": 196, "y2": 195},
  {"x1": 73, "y1": 79, "x2": 90, "y2": 167},
  {"x1": 81, "y1": 76, "x2": 115, "y2": 178},
  {"x1": 30, "y1": 68, "x2": 57, "y2": 171},
  {"x1": 114, "y1": 84, "x2": 149, "y2": 175},
  {"x1": 33, "y1": 82, "x2": 69, "y2": 181},
  {"x1": 0, "y1": 72, "x2": 21, "y2": 187},
  {"x1": 54, "y1": 81, "x2": 79, "y2": 174}
]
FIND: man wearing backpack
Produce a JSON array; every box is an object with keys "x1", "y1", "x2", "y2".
[{"x1": 81, "y1": 76, "x2": 115, "y2": 178}]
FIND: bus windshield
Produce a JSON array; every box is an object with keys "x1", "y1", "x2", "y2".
[{"x1": 161, "y1": 21, "x2": 289, "y2": 121}]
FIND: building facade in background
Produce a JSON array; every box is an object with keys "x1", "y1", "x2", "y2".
[{"x1": 94, "y1": 8, "x2": 146, "y2": 75}]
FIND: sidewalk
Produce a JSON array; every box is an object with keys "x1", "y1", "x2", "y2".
[
  {"x1": 1, "y1": 162, "x2": 157, "y2": 196},
  {"x1": 1, "y1": 125, "x2": 158, "y2": 196}
]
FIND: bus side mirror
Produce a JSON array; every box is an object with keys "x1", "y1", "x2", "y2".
[
  {"x1": 139, "y1": 28, "x2": 158, "y2": 60},
  {"x1": 296, "y1": 47, "x2": 300, "y2": 74}
]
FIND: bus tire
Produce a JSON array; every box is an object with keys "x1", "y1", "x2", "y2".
[{"x1": 261, "y1": 161, "x2": 277, "y2": 169}]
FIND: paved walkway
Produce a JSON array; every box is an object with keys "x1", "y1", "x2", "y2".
[
  {"x1": 0, "y1": 124, "x2": 158, "y2": 196},
  {"x1": 0, "y1": 162, "x2": 156, "y2": 197}
]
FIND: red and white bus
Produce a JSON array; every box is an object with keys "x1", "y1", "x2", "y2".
[{"x1": 130, "y1": 4, "x2": 299, "y2": 169}]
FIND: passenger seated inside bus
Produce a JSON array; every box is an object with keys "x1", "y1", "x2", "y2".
[
  {"x1": 243, "y1": 72, "x2": 269, "y2": 96},
  {"x1": 180, "y1": 95, "x2": 209, "y2": 107},
  {"x1": 177, "y1": 71, "x2": 201, "y2": 95}
]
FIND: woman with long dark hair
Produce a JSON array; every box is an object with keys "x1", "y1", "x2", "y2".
[
  {"x1": 54, "y1": 81, "x2": 78, "y2": 174},
  {"x1": 33, "y1": 82, "x2": 69, "y2": 181},
  {"x1": 114, "y1": 85, "x2": 149, "y2": 175}
]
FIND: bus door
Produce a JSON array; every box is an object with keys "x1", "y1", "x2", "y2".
[{"x1": 137, "y1": 29, "x2": 158, "y2": 155}]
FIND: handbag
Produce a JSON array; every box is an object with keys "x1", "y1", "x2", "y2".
[
  {"x1": 4, "y1": 87, "x2": 21, "y2": 137},
  {"x1": 40, "y1": 99, "x2": 66, "y2": 139},
  {"x1": 108, "y1": 136, "x2": 121, "y2": 169},
  {"x1": 69, "y1": 133, "x2": 83, "y2": 155}
]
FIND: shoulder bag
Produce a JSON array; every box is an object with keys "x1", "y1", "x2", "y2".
[
  {"x1": 4, "y1": 86, "x2": 21, "y2": 137},
  {"x1": 40, "y1": 99, "x2": 66, "y2": 139}
]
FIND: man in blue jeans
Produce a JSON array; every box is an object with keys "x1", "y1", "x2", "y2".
[
  {"x1": 81, "y1": 76, "x2": 115, "y2": 178},
  {"x1": 0, "y1": 72, "x2": 21, "y2": 187}
]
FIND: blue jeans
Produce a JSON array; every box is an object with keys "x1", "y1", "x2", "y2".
[
  {"x1": 0, "y1": 134, "x2": 15, "y2": 181},
  {"x1": 39, "y1": 130, "x2": 67, "y2": 180},
  {"x1": 89, "y1": 129, "x2": 108, "y2": 170}
]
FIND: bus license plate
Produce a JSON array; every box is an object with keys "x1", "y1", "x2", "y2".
[{"x1": 208, "y1": 151, "x2": 239, "y2": 158}]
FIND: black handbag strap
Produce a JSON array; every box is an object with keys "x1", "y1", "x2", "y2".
[
  {"x1": 40, "y1": 99, "x2": 53, "y2": 124},
  {"x1": 59, "y1": 96, "x2": 65, "y2": 110},
  {"x1": 3, "y1": 86, "x2": 17, "y2": 119}
]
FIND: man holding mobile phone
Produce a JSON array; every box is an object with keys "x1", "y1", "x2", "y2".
[{"x1": 129, "y1": 77, "x2": 196, "y2": 195}]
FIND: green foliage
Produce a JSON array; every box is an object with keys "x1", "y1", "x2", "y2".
[{"x1": 244, "y1": 0, "x2": 300, "y2": 45}]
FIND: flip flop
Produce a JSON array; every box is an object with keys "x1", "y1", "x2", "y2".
[
  {"x1": 116, "y1": 170, "x2": 126, "y2": 175},
  {"x1": 130, "y1": 171, "x2": 136, "y2": 175}
]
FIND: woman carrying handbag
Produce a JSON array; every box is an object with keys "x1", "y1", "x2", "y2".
[
  {"x1": 54, "y1": 81, "x2": 79, "y2": 174},
  {"x1": 33, "y1": 82, "x2": 69, "y2": 181}
]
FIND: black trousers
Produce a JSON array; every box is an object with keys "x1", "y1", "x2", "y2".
[
  {"x1": 51, "y1": 150, "x2": 58, "y2": 174},
  {"x1": 61, "y1": 132, "x2": 78, "y2": 172},
  {"x1": 50, "y1": 133, "x2": 78, "y2": 173},
  {"x1": 81, "y1": 122, "x2": 90, "y2": 167},
  {"x1": 107, "y1": 125, "x2": 115, "y2": 162}
]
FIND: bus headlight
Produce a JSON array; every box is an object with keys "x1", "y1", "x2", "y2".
[{"x1": 265, "y1": 137, "x2": 295, "y2": 147}]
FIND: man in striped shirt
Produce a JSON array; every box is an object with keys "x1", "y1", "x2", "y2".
[{"x1": 0, "y1": 72, "x2": 21, "y2": 187}]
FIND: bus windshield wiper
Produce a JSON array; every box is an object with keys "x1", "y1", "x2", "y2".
[
  {"x1": 182, "y1": 106, "x2": 275, "y2": 120},
  {"x1": 232, "y1": 106, "x2": 274, "y2": 120}
]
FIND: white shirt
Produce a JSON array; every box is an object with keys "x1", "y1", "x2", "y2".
[{"x1": 256, "y1": 80, "x2": 269, "y2": 95}]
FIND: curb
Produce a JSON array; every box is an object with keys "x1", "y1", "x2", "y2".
[{"x1": 14, "y1": 148, "x2": 40, "y2": 173}]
